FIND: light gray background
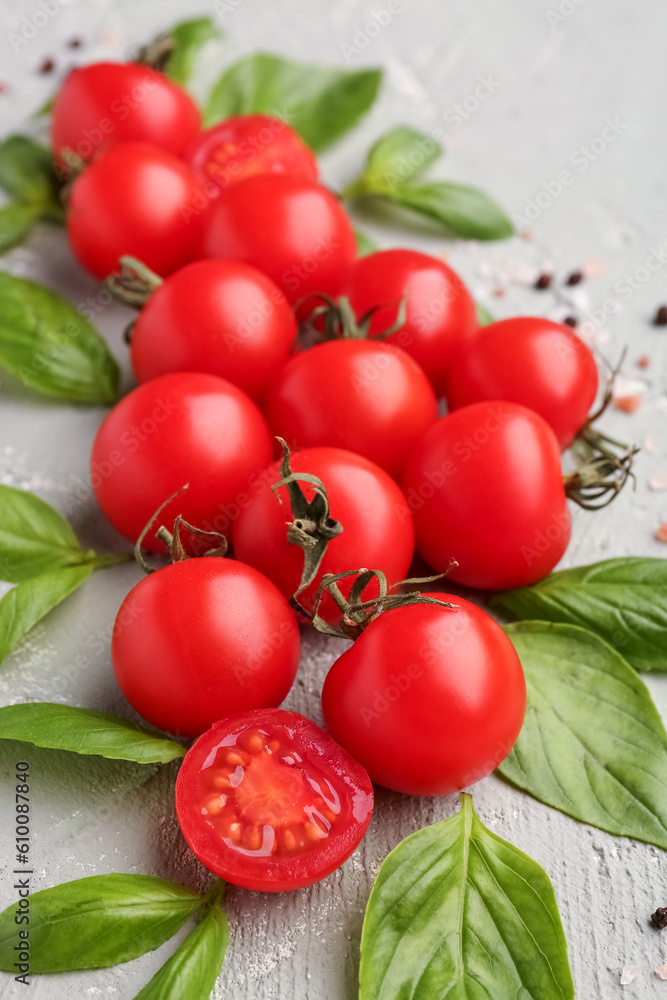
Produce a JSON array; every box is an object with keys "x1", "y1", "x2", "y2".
[{"x1": 1, "y1": 0, "x2": 667, "y2": 997}]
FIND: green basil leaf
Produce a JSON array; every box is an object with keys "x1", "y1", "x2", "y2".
[
  {"x1": 0, "y1": 273, "x2": 119, "y2": 403},
  {"x1": 354, "y1": 229, "x2": 378, "y2": 257},
  {"x1": 476, "y1": 300, "x2": 494, "y2": 326},
  {"x1": 380, "y1": 179, "x2": 514, "y2": 240},
  {"x1": 0, "y1": 566, "x2": 93, "y2": 663},
  {"x1": 0, "y1": 702, "x2": 185, "y2": 763},
  {"x1": 0, "y1": 202, "x2": 42, "y2": 255},
  {"x1": 498, "y1": 622, "x2": 667, "y2": 848},
  {"x1": 205, "y1": 53, "x2": 382, "y2": 151},
  {"x1": 134, "y1": 894, "x2": 229, "y2": 999},
  {"x1": 0, "y1": 135, "x2": 60, "y2": 208},
  {"x1": 359, "y1": 792, "x2": 573, "y2": 1000},
  {"x1": 165, "y1": 18, "x2": 220, "y2": 86},
  {"x1": 0, "y1": 484, "x2": 87, "y2": 583},
  {"x1": 355, "y1": 126, "x2": 442, "y2": 192},
  {"x1": 0, "y1": 874, "x2": 204, "y2": 973},
  {"x1": 492, "y1": 557, "x2": 667, "y2": 673}
]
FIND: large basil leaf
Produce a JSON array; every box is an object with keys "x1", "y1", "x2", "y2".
[
  {"x1": 134, "y1": 891, "x2": 229, "y2": 999},
  {"x1": 382, "y1": 180, "x2": 514, "y2": 239},
  {"x1": 359, "y1": 793, "x2": 573, "y2": 1000},
  {"x1": 164, "y1": 18, "x2": 220, "y2": 86},
  {"x1": 351, "y1": 126, "x2": 442, "y2": 192},
  {"x1": 499, "y1": 622, "x2": 667, "y2": 848},
  {"x1": 0, "y1": 875, "x2": 204, "y2": 973},
  {"x1": 0, "y1": 702, "x2": 185, "y2": 763},
  {"x1": 0, "y1": 202, "x2": 42, "y2": 254},
  {"x1": 0, "y1": 273, "x2": 119, "y2": 403},
  {"x1": 0, "y1": 484, "x2": 89, "y2": 583},
  {"x1": 0, "y1": 566, "x2": 93, "y2": 663},
  {"x1": 0, "y1": 136, "x2": 64, "y2": 254},
  {"x1": 205, "y1": 53, "x2": 382, "y2": 151},
  {"x1": 492, "y1": 557, "x2": 667, "y2": 673}
]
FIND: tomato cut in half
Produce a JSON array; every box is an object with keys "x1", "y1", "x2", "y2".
[{"x1": 175, "y1": 709, "x2": 374, "y2": 892}]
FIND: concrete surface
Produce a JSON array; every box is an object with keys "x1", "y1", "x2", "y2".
[{"x1": 1, "y1": 0, "x2": 667, "y2": 997}]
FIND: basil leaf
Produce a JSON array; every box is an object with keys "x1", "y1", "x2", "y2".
[
  {"x1": 0, "y1": 566, "x2": 93, "y2": 663},
  {"x1": 134, "y1": 893, "x2": 229, "y2": 999},
  {"x1": 380, "y1": 179, "x2": 514, "y2": 240},
  {"x1": 0, "y1": 874, "x2": 204, "y2": 973},
  {"x1": 165, "y1": 18, "x2": 220, "y2": 86},
  {"x1": 0, "y1": 135, "x2": 60, "y2": 208},
  {"x1": 359, "y1": 793, "x2": 573, "y2": 1000},
  {"x1": 499, "y1": 622, "x2": 667, "y2": 848},
  {"x1": 354, "y1": 126, "x2": 442, "y2": 192},
  {"x1": 0, "y1": 702, "x2": 185, "y2": 763},
  {"x1": 0, "y1": 273, "x2": 119, "y2": 403},
  {"x1": 0, "y1": 484, "x2": 87, "y2": 583},
  {"x1": 0, "y1": 202, "x2": 42, "y2": 254},
  {"x1": 205, "y1": 53, "x2": 382, "y2": 152},
  {"x1": 476, "y1": 300, "x2": 494, "y2": 326},
  {"x1": 354, "y1": 229, "x2": 378, "y2": 257},
  {"x1": 492, "y1": 557, "x2": 667, "y2": 673}
]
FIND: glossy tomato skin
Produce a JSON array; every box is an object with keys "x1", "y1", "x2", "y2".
[
  {"x1": 321, "y1": 595, "x2": 526, "y2": 796},
  {"x1": 91, "y1": 372, "x2": 273, "y2": 550},
  {"x1": 185, "y1": 114, "x2": 318, "y2": 195},
  {"x1": 175, "y1": 709, "x2": 374, "y2": 891},
  {"x1": 201, "y1": 174, "x2": 357, "y2": 303},
  {"x1": 264, "y1": 340, "x2": 438, "y2": 479},
  {"x1": 402, "y1": 400, "x2": 571, "y2": 589},
  {"x1": 130, "y1": 260, "x2": 297, "y2": 402},
  {"x1": 232, "y1": 447, "x2": 415, "y2": 623},
  {"x1": 444, "y1": 317, "x2": 599, "y2": 448},
  {"x1": 343, "y1": 249, "x2": 478, "y2": 395},
  {"x1": 67, "y1": 142, "x2": 202, "y2": 279},
  {"x1": 52, "y1": 62, "x2": 201, "y2": 164},
  {"x1": 112, "y1": 559, "x2": 300, "y2": 738}
]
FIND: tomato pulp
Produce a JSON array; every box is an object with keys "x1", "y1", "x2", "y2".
[{"x1": 175, "y1": 709, "x2": 374, "y2": 891}]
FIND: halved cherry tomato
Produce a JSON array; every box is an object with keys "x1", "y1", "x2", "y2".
[
  {"x1": 52, "y1": 62, "x2": 201, "y2": 166},
  {"x1": 184, "y1": 114, "x2": 318, "y2": 195},
  {"x1": 129, "y1": 260, "x2": 298, "y2": 402},
  {"x1": 175, "y1": 709, "x2": 374, "y2": 891},
  {"x1": 112, "y1": 559, "x2": 300, "y2": 738}
]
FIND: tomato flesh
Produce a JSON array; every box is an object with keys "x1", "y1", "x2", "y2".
[{"x1": 175, "y1": 709, "x2": 374, "y2": 891}]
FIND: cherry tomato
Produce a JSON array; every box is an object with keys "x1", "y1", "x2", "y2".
[
  {"x1": 91, "y1": 372, "x2": 273, "y2": 550},
  {"x1": 52, "y1": 62, "x2": 201, "y2": 166},
  {"x1": 264, "y1": 340, "x2": 438, "y2": 479},
  {"x1": 175, "y1": 709, "x2": 374, "y2": 891},
  {"x1": 343, "y1": 248, "x2": 478, "y2": 395},
  {"x1": 401, "y1": 400, "x2": 571, "y2": 589},
  {"x1": 444, "y1": 317, "x2": 599, "y2": 448},
  {"x1": 321, "y1": 595, "x2": 526, "y2": 796},
  {"x1": 67, "y1": 142, "x2": 202, "y2": 279},
  {"x1": 232, "y1": 447, "x2": 415, "y2": 623},
  {"x1": 201, "y1": 174, "x2": 357, "y2": 303},
  {"x1": 129, "y1": 260, "x2": 298, "y2": 402},
  {"x1": 185, "y1": 114, "x2": 318, "y2": 196},
  {"x1": 112, "y1": 559, "x2": 300, "y2": 738}
]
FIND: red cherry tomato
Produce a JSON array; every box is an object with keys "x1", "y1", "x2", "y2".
[
  {"x1": 112, "y1": 559, "x2": 300, "y2": 738},
  {"x1": 91, "y1": 372, "x2": 273, "y2": 550},
  {"x1": 67, "y1": 142, "x2": 202, "y2": 279},
  {"x1": 175, "y1": 709, "x2": 374, "y2": 891},
  {"x1": 129, "y1": 260, "x2": 298, "y2": 402},
  {"x1": 264, "y1": 340, "x2": 438, "y2": 479},
  {"x1": 343, "y1": 248, "x2": 478, "y2": 395},
  {"x1": 444, "y1": 317, "x2": 599, "y2": 448},
  {"x1": 321, "y1": 595, "x2": 526, "y2": 796},
  {"x1": 52, "y1": 62, "x2": 201, "y2": 165},
  {"x1": 185, "y1": 114, "x2": 318, "y2": 195},
  {"x1": 401, "y1": 400, "x2": 571, "y2": 589},
  {"x1": 202, "y1": 174, "x2": 357, "y2": 303},
  {"x1": 232, "y1": 447, "x2": 415, "y2": 624}
]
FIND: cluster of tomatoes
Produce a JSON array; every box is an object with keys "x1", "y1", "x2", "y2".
[{"x1": 53, "y1": 59, "x2": 609, "y2": 892}]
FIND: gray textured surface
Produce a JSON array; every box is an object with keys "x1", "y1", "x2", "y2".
[{"x1": 1, "y1": 0, "x2": 667, "y2": 997}]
